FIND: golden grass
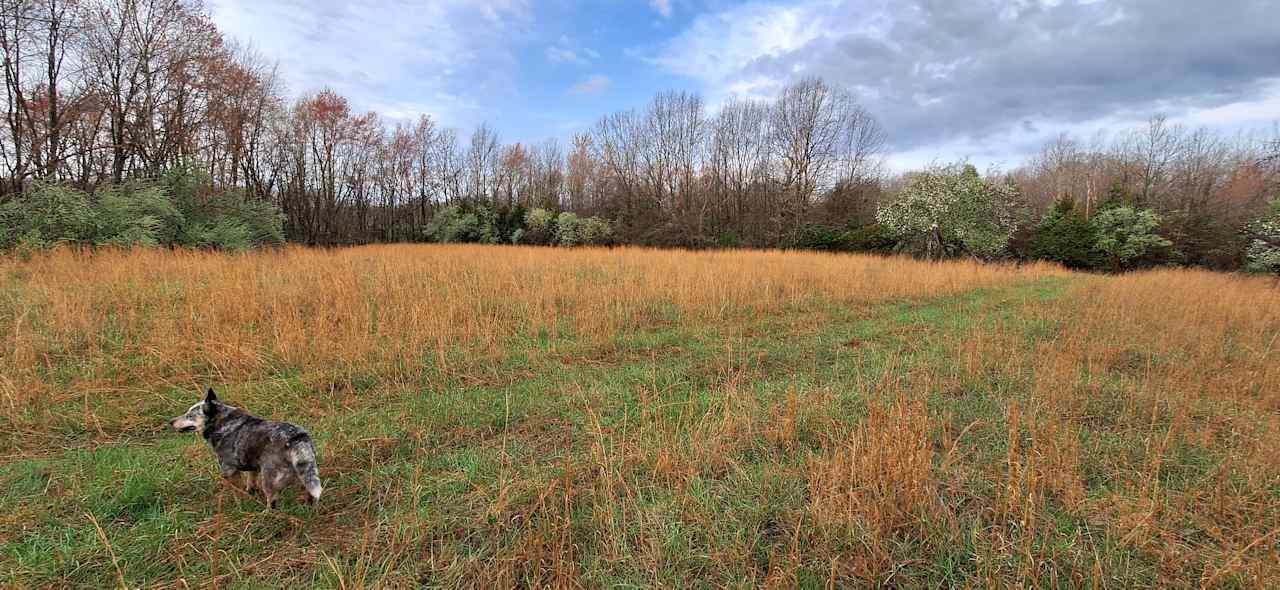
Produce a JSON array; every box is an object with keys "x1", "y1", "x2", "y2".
[
  {"x1": 1025, "y1": 270, "x2": 1280, "y2": 585},
  {"x1": 0, "y1": 244, "x2": 1052, "y2": 441},
  {"x1": 807, "y1": 397, "x2": 943, "y2": 581},
  {"x1": 939, "y1": 268, "x2": 1280, "y2": 586},
  {"x1": 3, "y1": 245, "x2": 1278, "y2": 588}
]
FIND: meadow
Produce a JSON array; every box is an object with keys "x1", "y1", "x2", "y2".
[{"x1": 1, "y1": 244, "x2": 1277, "y2": 589}]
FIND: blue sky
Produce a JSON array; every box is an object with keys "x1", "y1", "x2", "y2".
[
  {"x1": 207, "y1": 0, "x2": 706, "y2": 141},
  {"x1": 208, "y1": 0, "x2": 1280, "y2": 170}
]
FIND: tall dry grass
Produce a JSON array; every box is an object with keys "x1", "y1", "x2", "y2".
[
  {"x1": 3, "y1": 245, "x2": 1277, "y2": 588},
  {"x1": 0, "y1": 244, "x2": 1052, "y2": 442},
  {"x1": 1053, "y1": 271, "x2": 1280, "y2": 585},
  {"x1": 807, "y1": 397, "x2": 944, "y2": 581},
  {"x1": 943, "y1": 269, "x2": 1280, "y2": 586}
]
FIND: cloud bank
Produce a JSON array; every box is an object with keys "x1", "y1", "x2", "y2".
[{"x1": 652, "y1": 0, "x2": 1280, "y2": 167}]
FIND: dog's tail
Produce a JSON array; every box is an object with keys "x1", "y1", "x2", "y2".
[{"x1": 288, "y1": 437, "x2": 323, "y2": 504}]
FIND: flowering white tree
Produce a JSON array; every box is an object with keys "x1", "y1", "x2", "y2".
[
  {"x1": 1245, "y1": 198, "x2": 1280, "y2": 274},
  {"x1": 876, "y1": 164, "x2": 1021, "y2": 259}
]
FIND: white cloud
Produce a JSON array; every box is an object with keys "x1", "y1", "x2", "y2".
[
  {"x1": 546, "y1": 35, "x2": 597, "y2": 65},
  {"x1": 1174, "y1": 79, "x2": 1280, "y2": 128},
  {"x1": 648, "y1": 0, "x2": 855, "y2": 103},
  {"x1": 650, "y1": 0, "x2": 672, "y2": 18},
  {"x1": 569, "y1": 74, "x2": 611, "y2": 96},
  {"x1": 547, "y1": 47, "x2": 584, "y2": 64},
  {"x1": 207, "y1": 0, "x2": 529, "y2": 126}
]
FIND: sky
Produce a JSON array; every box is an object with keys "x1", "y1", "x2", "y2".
[{"x1": 207, "y1": 0, "x2": 1280, "y2": 171}]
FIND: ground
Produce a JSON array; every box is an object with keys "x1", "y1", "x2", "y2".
[{"x1": 1, "y1": 245, "x2": 1277, "y2": 588}]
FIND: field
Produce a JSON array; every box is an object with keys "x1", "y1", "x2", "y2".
[{"x1": 1, "y1": 245, "x2": 1278, "y2": 589}]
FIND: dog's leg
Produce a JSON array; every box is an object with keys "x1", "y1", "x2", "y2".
[
  {"x1": 220, "y1": 465, "x2": 257, "y2": 503},
  {"x1": 300, "y1": 479, "x2": 316, "y2": 506},
  {"x1": 242, "y1": 471, "x2": 257, "y2": 495},
  {"x1": 220, "y1": 465, "x2": 242, "y2": 492},
  {"x1": 222, "y1": 475, "x2": 253, "y2": 499},
  {"x1": 260, "y1": 469, "x2": 287, "y2": 510}
]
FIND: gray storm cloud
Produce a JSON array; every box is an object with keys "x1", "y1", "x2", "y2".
[{"x1": 655, "y1": 0, "x2": 1280, "y2": 155}]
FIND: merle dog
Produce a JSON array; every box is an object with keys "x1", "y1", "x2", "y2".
[{"x1": 170, "y1": 388, "x2": 323, "y2": 508}]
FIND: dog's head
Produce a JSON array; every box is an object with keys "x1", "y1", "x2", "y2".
[{"x1": 170, "y1": 388, "x2": 225, "y2": 433}]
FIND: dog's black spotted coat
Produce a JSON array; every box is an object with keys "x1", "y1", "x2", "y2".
[{"x1": 173, "y1": 388, "x2": 323, "y2": 508}]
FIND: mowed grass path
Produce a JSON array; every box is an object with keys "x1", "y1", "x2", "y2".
[{"x1": 1, "y1": 246, "x2": 1277, "y2": 588}]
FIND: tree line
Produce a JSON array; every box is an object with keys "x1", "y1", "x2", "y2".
[{"x1": 1, "y1": 0, "x2": 1277, "y2": 272}]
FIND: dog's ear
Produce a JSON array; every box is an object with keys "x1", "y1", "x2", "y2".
[{"x1": 206, "y1": 388, "x2": 217, "y2": 403}]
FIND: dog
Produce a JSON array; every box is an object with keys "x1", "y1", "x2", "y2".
[{"x1": 170, "y1": 388, "x2": 323, "y2": 509}]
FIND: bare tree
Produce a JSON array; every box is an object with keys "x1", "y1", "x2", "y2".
[
  {"x1": 771, "y1": 78, "x2": 840, "y2": 213},
  {"x1": 565, "y1": 132, "x2": 595, "y2": 213},
  {"x1": 591, "y1": 108, "x2": 645, "y2": 233},
  {"x1": 641, "y1": 90, "x2": 706, "y2": 243},
  {"x1": 494, "y1": 142, "x2": 528, "y2": 207},
  {"x1": 834, "y1": 100, "x2": 884, "y2": 184},
  {"x1": 708, "y1": 97, "x2": 771, "y2": 242},
  {"x1": 465, "y1": 123, "x2": 498, "y2": 200},
  {"x1": 1, "y1": 0, "x2": 37, "y2": 191},
  {"x1": 1123, "y1": 115, "x2": 1184, "y2": 205},
  {"x1": 529, "y1": 137, "x2": 563, "y2": 209}
]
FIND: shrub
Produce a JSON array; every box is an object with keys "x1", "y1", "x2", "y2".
[
  {"x1": 94, "y1": 184, "x2": 183, "y2": 248},
  {"x1": 523, "y1": 207, "x2": 556, "y2": 244},
  {"x1": 1091, "y1": 205, "x2": 1175, "y2": 271},
  {"x1": 712, "y1": 230, "x2": 742, "y2": 249},
  {"x1": 422, "y1": 203, "x2": 608, "y2": 247},
  {"x1": 0, "y1": 167, "x2": 284, "y2": 252},
  {"x1": 475, "y1": 205, "x2": 501, "y2": 244},
  {"x1": 186, "y1": 218, "x2": 254, "y2": 251},
  {"x1": 778, "y1": 223, "x2": 898, "y2": 253},
  {"x1": 219, "y1": 196, "x2": 286, "y2": 248},
  {"x1": 1030, "y1": 197, "x2": 1097, "y2": 269},
  {"x1": 424, "y1": 202, "x2": 513, "y2": 244},
  {"x1": 493, "y1": 204, "x2": 527, "y2": 244},
  {"x1": 578, "y1": 216, "x2": 613, "y2": 245},
  {"x1": 0, "y1": 183, "x2": 95, "y2": 248},
  {"x1": 156, "y1": 166, "x2": 283, "y2": 250},
  {"x1": 424, "y1": 205, "x2": 479, "y2": 243},
  {"x1": 839, "y1": 223, "x2": 897, "y2": 252},
  {"x1": 782, "y1": 224, "x2": 844, "y2": 251},
  {"x1": 554, "y1": 212, "x2": 581, "y2": 246}
]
